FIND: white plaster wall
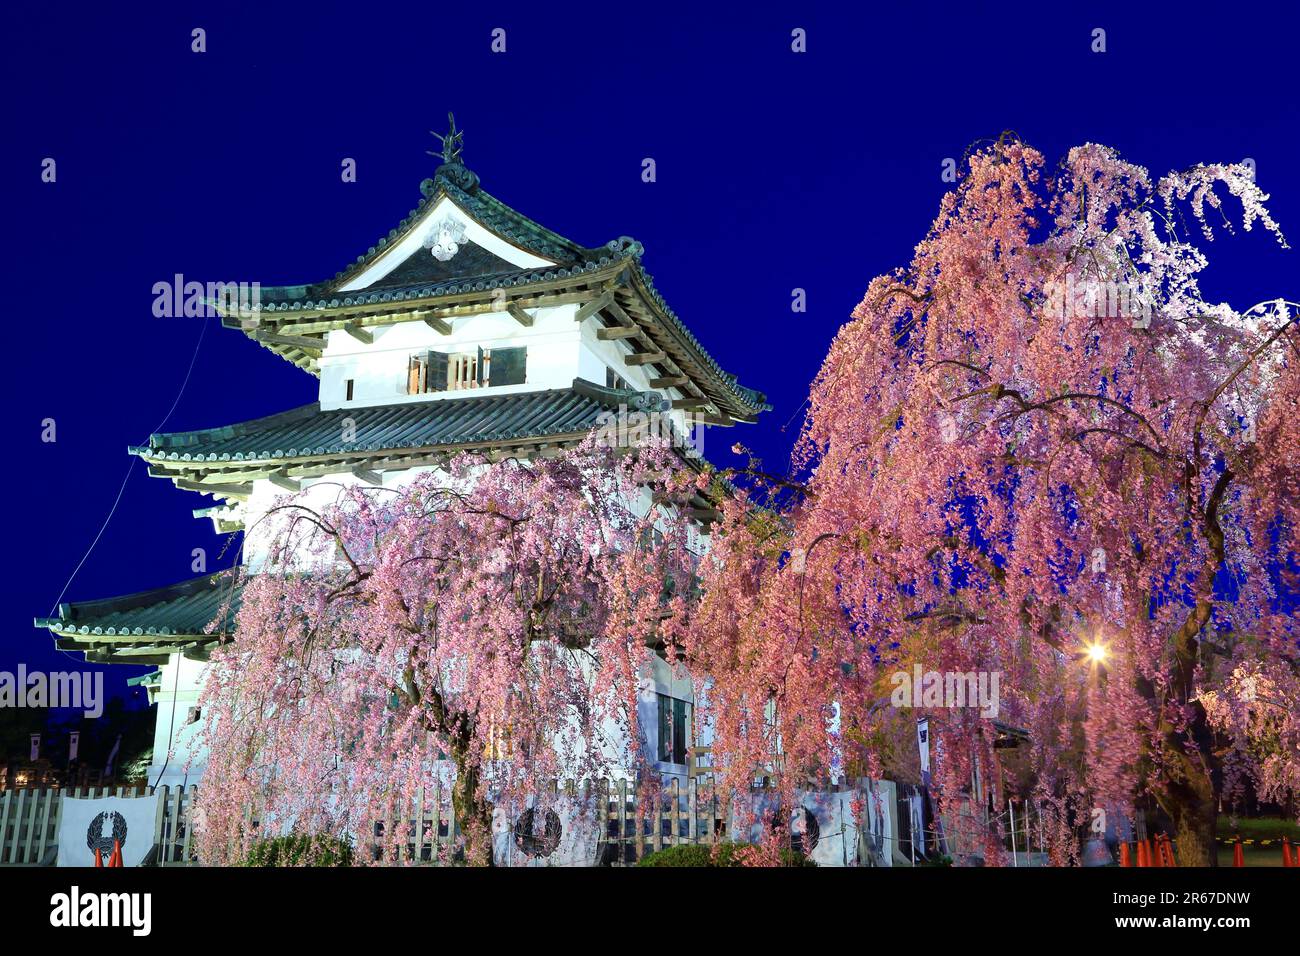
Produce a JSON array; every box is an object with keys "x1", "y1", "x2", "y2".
[
  {"x1": 241, "y1": 464, "x2": 471, "y2": 572},
  {"x1": 148, "y1": 653, "x2": 209, "y2": 786},
  {"x1": 318, "y1": 303, "x2": 581, "y2": 410}
]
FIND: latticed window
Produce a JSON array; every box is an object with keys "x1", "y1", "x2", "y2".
[
  {"x1": 447, "y1": 350, "x2": 479, "y2": 390},
  {"x1": 407, "y1": 347, "x2": 526, "y2": 394},
  {"x1": 407, "y1": 351, "x2": 448, "y2": 394}
]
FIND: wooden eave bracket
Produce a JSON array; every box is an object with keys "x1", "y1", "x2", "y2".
[
  {"x1": 506, "y1": 302, "x2": 535, "y2": 327},
  {"x1": 255, "y1": 328, "x2": 325, "y2": 351},
  {"x1": 268, "y1": 470, "x2": 301, "y2": 493},
  {"x1": 344, "y1": 323, "x2": 374, "y2": 345}
]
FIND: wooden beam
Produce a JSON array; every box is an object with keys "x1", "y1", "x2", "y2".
[
  {"x1": 625, "y1": 351, "x2": 666, "y2": 366},
  {"x1": 344, "y1": 323, "x2": 374, "y2": 345},
  {"x1": 173, "y1": 478, "x2": 254, "y2": 498},
  {"x1": 255, "y1": 329, "x2": 324, "y2": 351},
  {"x1": 181, "y1": 643, "x2": 214, "y2": 663},
  {"x1": 269, "y1": 472, "x2": 301, "y2": 493},
  {"x1": 649, "y1": 375, "x2": 690, "y2": 388},
  {"x1": 268, "y1": 288, "x2": 598, "y2": 333},
  {"x1": 506, "y1": 303, "x2": 535, "y2": 327},
  {"x1": 672, "y1": 398, "x2": 711, "y2": 410},
  {"x1": 704, "y1": 413, "x2": 735, "y2": 427},
  {"x1": 605, "y1": 299, "x2": 637, "y2": 328},
  {"x1": 422, "y1": 315, "x2": 453, "y2": 335},
  {"x1": 597, "y1": 326, "x2": 640, "y2": 340},
  {"x1": 351, "y1": 466, "x2": 383, "y2": 485},
  {"x1": 574, "y1": 290, "x2": 616, "y2": 324}
]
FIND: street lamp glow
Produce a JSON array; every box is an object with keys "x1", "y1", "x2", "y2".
[{"x1": 1086, "y1": 642, "x2": 1109, "y2": 664}]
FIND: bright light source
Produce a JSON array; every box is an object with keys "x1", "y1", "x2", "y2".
[{"x1": 1086, "y1": 642, "x2": 1109, "y2": 664}]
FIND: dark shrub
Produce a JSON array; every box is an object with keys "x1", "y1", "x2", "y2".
[
  {"x1": 637, "y1": 842, "x2": 815, "y2": 867},
  {"x1": 241, "y1": 833, "x2": 354, "y2": 867}
]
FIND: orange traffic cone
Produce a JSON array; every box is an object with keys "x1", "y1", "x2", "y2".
[
  {"x1": 1149, "y1": 836, "x2": 1162, "y2": 867},
  {"x1": 1233, "y1": 836, "x2": 1245, "y2": 868},
  {"x1": 93, "y1": 847, "x2": 103, "y2": 868},
  {"x1": 1283, "y1": 838, "x2": 1293, "y2": 868},
  {"x1": 1120, "y1": 842, "x2": 1132, "y2": 867}
]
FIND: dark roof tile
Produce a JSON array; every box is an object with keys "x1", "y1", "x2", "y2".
[{"x1": 131, "y1": 379, "x2": 665, "y2": 466}]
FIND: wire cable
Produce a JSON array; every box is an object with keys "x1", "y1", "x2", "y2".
[{"x1": 44, "y1": 316, "x2": 209, "y2": 662}]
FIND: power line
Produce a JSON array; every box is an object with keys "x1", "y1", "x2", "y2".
[{"x1": 45, "y1": 316, "x2": 211, "y2": 660}]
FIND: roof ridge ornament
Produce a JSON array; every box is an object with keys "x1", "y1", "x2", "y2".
[
  {"x1": 428, "y1": 112, "x2": 480, "y2": 193},
  {"x1": 429, "y1": 112, "x2": 464, "y2": 165}
]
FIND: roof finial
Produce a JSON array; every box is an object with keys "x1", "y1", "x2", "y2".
[{"x1": 429, "y1": 112, "x2": 464, "y2": 166}]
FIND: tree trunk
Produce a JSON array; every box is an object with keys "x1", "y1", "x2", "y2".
[
  {"x1": 1168, "y1": 785, "x2": 1218, "y2": 867},
  {"x1": 450, "y1": 754, "x2": 495, "y2": 866},
  {"x1": 1150, "y1": 702, "x2": 1219, "y2": 867}
]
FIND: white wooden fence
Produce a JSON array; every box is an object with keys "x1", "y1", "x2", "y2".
[
  {"x1": 4, "y1": 777, "x2": 938, "y2": 866},
  {"x1": 0, "y1": 785, "x2": 199, "y2": 866},
  {"x1": 0, "y1": 779, "x2": 727, "y2": 866},
  {"x1": 372, "y1": 777, "x2": 727, "y2": 865}
]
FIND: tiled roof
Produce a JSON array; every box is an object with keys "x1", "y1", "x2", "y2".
[
  {"x1": 241, "y1": 158, "x2": 768, "y2": 420},
  {"x1": 35, "y1": 572, "x2": 241, "y2": 640},
  {"x1": 257, "y1": 163, "x2": 615, "y2": 307},
  {"x1": 256, "y1": 257, "x2": 627, "y2": 312},
  {"x1": 130, "y1": 379, "x2": 665, "y2": 467}
]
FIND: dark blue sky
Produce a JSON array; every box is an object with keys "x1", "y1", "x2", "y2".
[{"x1": 5, "y1": 1, "x2": 1298, "y2": 710}]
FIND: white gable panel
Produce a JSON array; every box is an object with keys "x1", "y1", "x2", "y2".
[{"x1": 339, "y1": 195, "x2": 556, "y2": 292}]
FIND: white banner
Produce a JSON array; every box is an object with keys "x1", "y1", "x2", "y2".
[
  {"x1": 796, "y1": 789, "x2": 860, "y2": 867},
  {"x1": 30, "y1": 733, "x2": 40, "y2": 761},
  {"x1": 729, "y1": 789, "x2": 862, "y2": 867},
  {"x1": 492, "y1": 795, "x2": 600, "y2": 868},
  {"x1": 57, "y1": 794, "x2": 160, "y2": 867},
  {"x1": 68, "y1": 731, "x2": 79, "y2": 762}
]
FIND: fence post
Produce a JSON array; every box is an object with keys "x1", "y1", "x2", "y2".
[
  {"x1": 171, "y1": 786, "x2": 184, "y2": 863},
  {"x1": 22, "y1": 789, "x2": 42, "y2": 863},
  {"x1": 0, "y1": 790, "x2": 11, "y2": 865},
  {"x1": 414, "y1": 786, "x2": 425, "y2": 864},
  {"x1": 670, "y1": 778, "x2": 681, "y2": 848},
  {"x1": 180, "y1": 786, "x2": 196, "y2": 863},
  {"x1": 687, "y1": 778, "x2": 698, "y2": 846},
  {"x1": 11, "y1": 790, "x2": 28, "y2": 864},
  {"x1": 618, "y1": 779, "x2": 630, "y2": 866},
  {"x1": 653, "y1": 786, "x2": 665, "y2": 856},
  {"x1": 450, "y1": 786, "x2": 459, "y2": 849},
  {"x1": 151, "y1": 786, "x2": 167, "y2": 864},
  {"x1": 49, "y1": 788, "x2": 64, "y2": 862},
  {"x1": 431, "y1": 780, "x2": 442, "y2": 861},
  {"x1": 34, "y1": 788, "x2": 55, "y2": 863}
]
